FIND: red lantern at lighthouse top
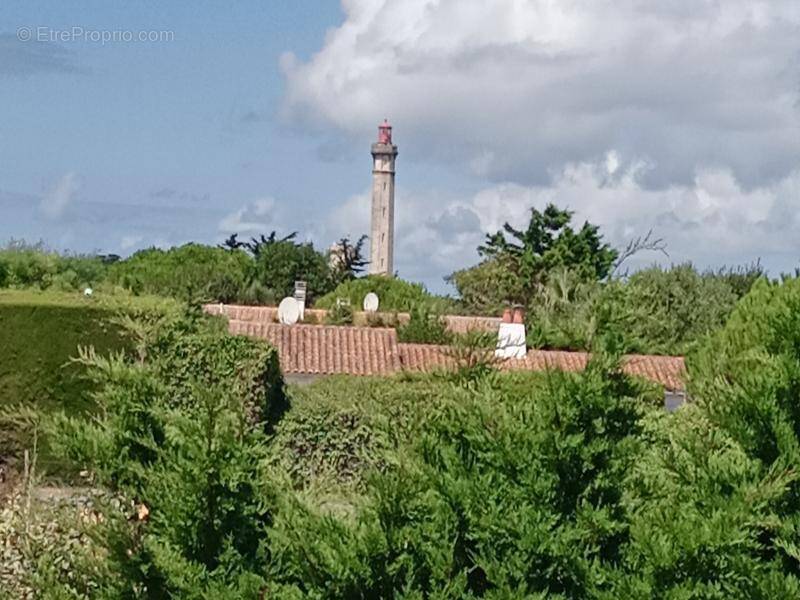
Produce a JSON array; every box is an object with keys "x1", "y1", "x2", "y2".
[{"x1": 377, "y1": 119, "x2": 392, "y2": 144}]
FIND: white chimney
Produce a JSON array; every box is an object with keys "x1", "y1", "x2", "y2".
[{"x1": 495, "y1": 307, "x2": 527, "y2": 359}]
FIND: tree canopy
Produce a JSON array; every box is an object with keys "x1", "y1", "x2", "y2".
[
  {"x1": 479, "y1": 203, "x2": 617, "y2": 286},
  {"x1": 452, "y1": 204, "x2": 618, "y2": 307}
]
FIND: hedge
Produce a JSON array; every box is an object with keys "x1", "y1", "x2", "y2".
[{"x1": 0, "y1": 290, "x2": 173, "y2": 414}]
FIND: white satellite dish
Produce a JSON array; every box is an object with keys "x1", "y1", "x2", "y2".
[
  {"x1": 277, "y1": 297, "x2": 300, "y2": 325},
  {"x1": 363, "y1": 292, "x2": 379, "y2": 313},
  {"x1": 83, "y1": 287, "x2": 93, "y2": 297}
]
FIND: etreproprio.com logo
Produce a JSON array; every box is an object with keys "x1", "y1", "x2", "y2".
[{"x1": 17, "y1": 26, "x2": 174, "y2": 45}]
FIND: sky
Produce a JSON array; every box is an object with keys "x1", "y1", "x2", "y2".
[{"x1": 1, "y1": 1, "x2": 799, "y2": 293}]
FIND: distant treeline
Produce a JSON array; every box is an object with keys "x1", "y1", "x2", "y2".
[
  {"x1": 0, "y1": 235, "x2": 366, "y2": 306},
  {"x1": 0, "y1": 201, "x2": 781, "y2": 356}
]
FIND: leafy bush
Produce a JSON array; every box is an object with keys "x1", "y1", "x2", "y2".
[
  {"x1": 268, "y1": 373, "x2": 553, "y2": 495},
  {"x1": 608, "y1": 275, "x2": 800, "y2": 596},
  {"x1": 267, "y1": 377, "x2": 401, "y2": 493},
  {"x1": 525, "y1": 268, "x2": 611, "y2": 351},
  {"x1": 252, "y1": 240, "x2": 333, "y2": 304},
  {"x1": 0, "y1": 241, "x2": 107, "y2": 291},
  {"x1": 0, "y1": 239, "x2": 340, "y2": 306},
  {"x1": 613, "y1": 407, "x2": 800, "y2": 597},
  {"x1": 146, "y1": 311, "x2": 287, "y2": 425},
  {"x1": 396, "y1": 303, "x2": 451, "y2": 344},
  {"x1": 107, "y1": 244, "x2": 252, "y2": 303},
  {"x1": 688, "y1": 276, "x2": 800, "y2": 462},
  {"x1": 450, "y1": 204, "x2": 618, "y2": 310},
  {"x1": 325, "y1": 300, "x2": 354, "y2": 325},
  {"x1": 446, "y1": 256, "x2": 524, "y2": 316},
  {"x1": 44, "y1": 310, "x2": 286, "y2": 596},
  {"x1": 441, "y1": 330, "x2": 501, "y2": 385},
  {"x1": 364, "y1": 311, "x2": 401, "y2": 328},
  {"x1": 526, "y1": 263, "x2": 764, "y2": 355},
  {"x1": 19, "y1": 272, "x2": 800, "y2": 597},
  {"x1": 269, "y1": 358, "x2": 657, "y2": 597},
  {"x1": 621, "y1": 263, "x2": 742, "y2": 353},
  {"x1": 268, "y1": 337, "x2": 800, "y2": 597}
]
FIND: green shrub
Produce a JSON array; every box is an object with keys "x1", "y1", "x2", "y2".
[
  {"x1": 688, "y1": 276, "x2": 800, "y2": 462},
  {"x1": 252, "y1": 240, "x2": 333, "y2": 304},
  {"x1": 609, "y1": 276, "x2": 800, "y2": 596},
  {"x1": 397, "y1": 303, "x2": 451, "y2": 344},
  {"x1": 146, "y1": 312, "x2": 287, "y2": 426},
  {"x1": 526, "y1": 263, "x2": 764, "y2": 355},
  {"x1": 44, "y1": 310, "x2": 286, "y2": 596},
  {"x1": 441, "y1": 329, "x2": 500, "y2": 385},
  {"x1": 621, "y1": 263, "x2": 741, "y2": 354},
  {"x1": 325, "y1": 301, "x2": 354, "y2": 326},
  {"x1": 267, "y1": 388, "x2": 387, "y2": 492},
  {"x1": 269, "y1": 358, "x2": 657, "y2": 597},
  {"x1": 0, "y1": 290, "x2": 178, "y2": 477},
  {"x1": 14, "y1": 266, "x2": 800, "y2": 597},
  {"x1": 525, "y1": 268, "x2": 611, "y2": 351},
  {"x1": 60, "y1": 254, "x2": 108, "y2": 289},
  {"x1": 267, "y1": 375, "x2": 458, "y2": 496},
  {"x1": 0, "y1": 242, "x2": 107, "y2": 291},
  {"x1": 0, "y1": 243, "x2": 59, "y2": 288},
  {"x1": 613, "y1": 407, "x2": 800, "y2": 597},
  {"x1": 301, "y1": 311, "x2": 320, "y2": 325},
  {"x1": 107, "y1": 244, "x2": 253, "y2": 303},
  {"x1": 447, "y1": 256, "x2": 525, "y2": 316},
  {"x1": 238, "y1": 279, "x2": 278, "y2": 306}
]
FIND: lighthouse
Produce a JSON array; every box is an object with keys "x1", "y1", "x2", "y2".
[{"x1": 369, "y1": 120, "x2": 398, "y2": 276}]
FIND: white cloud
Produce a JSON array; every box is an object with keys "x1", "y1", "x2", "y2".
[
  {"x1": 285, "y1": 2, "x2": 800, "y2": 290},
  {"x1": 120, "y1": 235, "x2": 143, "y2": 251},
  {"x1": 356, "y1": 153, "x2": 800, "y2": 289},
  {"x1": 282, "y1": 0, "x2": 800, "y2": 188},
  {"x1": 324, "y1": 191, "x2": 371, "y2": 241},
  {"x1": 39, "y1": 172, "x2": 79, "y2": 220},
  {"x1": 218, "y1": 198, "x2": 277, "y2": 234}
]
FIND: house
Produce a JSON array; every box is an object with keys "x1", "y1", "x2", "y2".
[{"x1": 205, "y1": 304, "x2": 687, "y2": 403}]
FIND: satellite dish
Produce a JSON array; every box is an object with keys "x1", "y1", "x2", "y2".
[
  {"x1": 278, "y1": 297, "x2": 300, "y2": 325},
  {"x1": 84, "y1": 287, "x2": 93, "y2": 297},
  {"x1": 363, "y1": 292, "x2": 379, "y2": 313}
]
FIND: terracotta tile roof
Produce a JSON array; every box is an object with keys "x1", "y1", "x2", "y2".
[
  {"x1": 227, "y1": 320, "x2": 401, "y2": 376},
  {"x1": 397, "y1": 343, "x2": 685, "y2": 390},
  {"x1": 216, "y1": 307, "x2": 685, "y2": 390},
  {"x1": 396, "y1": 342, "x2": 456, "y2": 371},
  {"x1": 511, "y1": 349, "x2": 590, "y2": 373},
  {"x1": 620, "y1": 354, "x2": 686, "y2": 392}
]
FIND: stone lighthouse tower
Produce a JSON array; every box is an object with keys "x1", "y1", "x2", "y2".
[{"x1": 369, "y1": 120, "x2": 398, "y2": 276}]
